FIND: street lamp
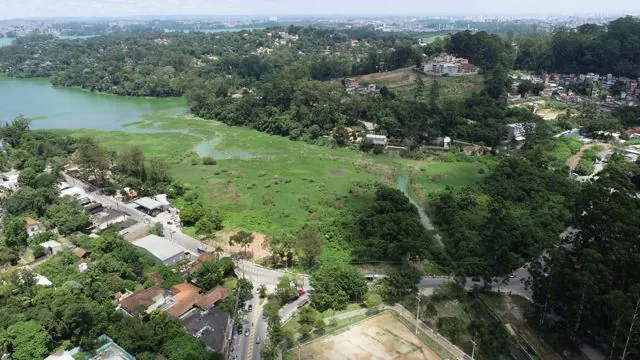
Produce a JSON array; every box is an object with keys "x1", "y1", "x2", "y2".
[
  {"x1": 470, "y1": 339, "x2": 477, "y2": 360},
  {"x1": 415, "y1": 295, "x2": 421, "y2": 335}
]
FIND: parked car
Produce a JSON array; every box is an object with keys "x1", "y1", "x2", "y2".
[
  {"x1": 236, "y1": 325, "x2": 243, "y2": 335},
  {"x1": 471, "y1": 276, "x2": 481, "y2": 282}
]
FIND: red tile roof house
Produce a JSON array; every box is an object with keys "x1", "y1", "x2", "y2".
[
  {"x1": 117, "y1": 282, "x2": 231, "y2": 319},
  {"x1": 165, "y1": 283, "x2": 230, "y2": 318}
]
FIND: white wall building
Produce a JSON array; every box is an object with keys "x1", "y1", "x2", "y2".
[{"x1": 133, "y1": 234, "x2": 188, "y2": 266}]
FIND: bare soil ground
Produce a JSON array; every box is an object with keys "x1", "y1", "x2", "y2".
[
  {"x1": 297, "y1": 312, "x2": 441, "y2": 360},
  {"x1": 355, "y1": 68, "x2": 418, "y2": 88},
  {"x1": 211, "y1": 231, "x2": 272, "y2": 261}
]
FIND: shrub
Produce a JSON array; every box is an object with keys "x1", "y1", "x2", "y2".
[{"x1": 202, "y1": 157, "x2": 217, "y2": 165}]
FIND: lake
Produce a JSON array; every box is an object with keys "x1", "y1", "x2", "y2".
[{"x1": 0, "y1": 76, "x2": 188, "y2": 130}]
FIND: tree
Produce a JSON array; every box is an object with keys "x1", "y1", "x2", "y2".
[
  {"x1": 375, "y1": 267, "x2": 422, "y2": 301},
  {"x1": 428, "y1": 79, "x2": 440, "y2": 109},
  {"x1": 485, "y1": 65, "x2": 511, "y2": 100},
  {"x1": 332, "y1": 125, "x2": 350, "y2": 147},
  {"x1": 517, "y1": 80, "x2": 533, "y2": 97},
  {"x1": 2, "y1": 216, "x2": 29, "y2": 249},
  {"x1": 259, "y1": 284, "x2": 267, "y2": 298},
  {"x1": 0, "y1": 116, "x2": 31, "y2": 148},
  {"x1": 194, "y1": 258, "x2": 234, "y2": 291},
  {"x1": 310, "y1": 264, "x2": 367, "y2": 312},
  {"x1": 180, "y1": 203, "x2": 204, "y2": 226},
  {"x1": 46, "y1": 199, "x2": 91, "y2": 235},
  {"x1": 117, "y1": 145, "x2": 146, "y2": 180},
  {"x1": 6, "y1": 321, "x2": 52, "y2": 360},
  {"x1": 296, "y1": 225, "x2": 323, "y2": 268},
  {"x1": 147, "y1": 157, "x2": 169, "y2": 186},
  {"x1": 275, "y1": 276, "x2": 298, "y2": 305},
  {"x1": 76, "y1": 137, "x2": 111, "y2": 187},
  {"x1": 365, "y1": 293, "x2": 383, "y2": 311},
  {"x1": 230, "y1": 231, "x2": 254, "y2": 255}
]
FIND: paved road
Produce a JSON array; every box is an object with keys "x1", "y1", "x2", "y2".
[
  {"x1": 63, "y1": 173, "x2": 212, "y2": 254},
  {"x1": 418, "y1": 266, "x2": 533, "y2": 300}
]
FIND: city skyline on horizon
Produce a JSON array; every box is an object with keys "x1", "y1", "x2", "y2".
[{"x1": 1, "y1": 0, "x2": 638, "y2": 21}]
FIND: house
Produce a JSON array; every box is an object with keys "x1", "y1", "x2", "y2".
[
  {"x1": 0, "y1": 172, "x2": 19, "y2": 191},
  {"x1": 25, "y1": 217, "x2": 42, "y2": 237},
  {"x1": 344, "y1": 78, "x2": 359, "y2": 88},
  {"x1": 422, "y1": 53, "x2": 478, "y2": 76},
  {"x1": 118, "y1": 219, "x2": 149, "y2": 241},
  {"x1": 117, "y1": 287, "x2": 169, "y2": 317},
  {"x1": 84, "y1": 202, "x2": 104, "y2": 215},
  {"x1": 166, "y1": 283, "x2": 230, "y2": 318},
  {"x1": 59, "y1": 186, "x2": 89, "y2": 204},
  {"x1": 40, "y1": 240, "x2": 64, "y2": 255},
  {"x1": 133, "y1": 234, "x2": 189, "y2": 266},
  {"x1": 366, "y1": 134, "x2": 388, "y2": 147},
  {"x1": 463, "y1": 146, "x2": 488, "y2": 156},
  {"x1": 361, "y1": 121, "x2": 377, "y2": 134},
  {"x1": 133, "y1": 196, "x2": 166, "y2": 215},
  {"x1": 189, "y1": 252, "x2": 217, "y2": 273},
  {"x1": 91, "y1": 209, "x2": 129, "y2": 231},
  {"x1": 91, "y1": 335, "x2": 135, "y2": 360},
  {"x1": 181, "y1": 308, "x2": 231, "y2": 352},
  {"x1": 505, "y1": 123, "x2": 526, "y2": 142},
  {"x1": 45, "y1": 349, "x2": 78, "y2": 360},
  {"x1": 72, "y1": 247, "x2": 92, "y2": 259}
]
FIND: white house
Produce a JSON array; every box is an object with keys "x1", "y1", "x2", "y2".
[
  {"x1": 506, "y1": 123, "x2": 527, "y2": 142},
  {"x1": 25, "y1": 217, "x2": 42, "y2": 237},
  {"x1": 40, "y1": 240, "x2": 64, "y2": 255},
  {"x1": 133, "y1": 234, "x2": 188, "y2": 266},
  {"x1": 366, "y1": 134, "x2": 388, "y2": 146}
]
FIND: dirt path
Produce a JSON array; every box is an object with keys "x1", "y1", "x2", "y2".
[{"x1": 566, "y1": 143, "x2": 612, "y2": 171}]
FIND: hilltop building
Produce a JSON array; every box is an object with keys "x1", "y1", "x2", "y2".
[{"x1": 422, "y1": 53, "x2": 478, "y2": 76}]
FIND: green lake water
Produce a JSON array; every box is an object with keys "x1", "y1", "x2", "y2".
[{"x1": 0, "y1": 76, "x2": 188, "y2": 130}]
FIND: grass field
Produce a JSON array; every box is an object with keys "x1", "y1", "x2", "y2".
[
  {"x1": 291, "y1": 312, "x2": 442, "y2": 360},
  {"x1": 355, "y1": 67, "x2": 485, "y2": 103},
  {"x1": 53, "y1": 114, "x2": 486, "y2": 236}
]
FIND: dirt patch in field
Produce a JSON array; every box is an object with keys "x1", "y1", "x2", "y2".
[
  {"x1": 355, "y1": 67, "x2": 417, "y2": 88},
  {"x1": 328, "y1": 168, "x2": 350, "y2": 176},
  {"x1": 213, "y1": 231, "x2": 272, "y2": 261},
  {"x1": 297, "y1": 312, "x2": 441, "y2": 360},
  {"x1": 207, "y1": 182, "x2": 241, "y2": 203}
]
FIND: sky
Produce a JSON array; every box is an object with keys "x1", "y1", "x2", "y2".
[{"x1": 1, "y1": 0, "x2": 639, "y2": 20}]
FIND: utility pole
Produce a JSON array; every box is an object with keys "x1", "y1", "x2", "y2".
[
  {"x1": 471, "y1": 339, "x2": 477, "y2": 360},
  {"x1": 415, "y1": 295, "x2": 421, "y2": 335}
]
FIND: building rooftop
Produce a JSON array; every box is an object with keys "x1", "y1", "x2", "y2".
[
  {"x1": 133, "y1": 234, "x2": 187, "y2": 262},
  {"x1": 181, "y1": 308, "x2": 230, "y2": 352},
  {"x1": 166, "y1": 283, "x2": 230, "y2": 318},
  {"x1": 39, "y1": 240, "x2": 62, "y2": 249},
  {"x1": 134, "y1": 197, "x2": 164, "y2": 211},
  {"x1": 118, "y1": 287, "x2": 167, "y2": 316},
  {"x1": 91, "y1": 335, "x2": 135, "y2": 360}
]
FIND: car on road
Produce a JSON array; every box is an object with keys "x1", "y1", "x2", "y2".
[
  {"x1": 471, "y1": 276, "x2": 481, "y2": 282},
  {"x1": 248, "y1": 304, "x2": 253, "y2": 312},
  {"x1": 245, "y1": 329, "x2": 249, "y2": 336},
  {"x1": 256, "y1": 337, "x2": 261, "y2": 344}
]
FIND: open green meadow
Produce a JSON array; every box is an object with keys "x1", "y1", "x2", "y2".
[{"x1": 53, "y1": 114, "x2": 487, "y2": 236}]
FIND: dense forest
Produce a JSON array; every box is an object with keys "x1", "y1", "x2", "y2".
[
  {"x1": 515, "y1": 16, "x2": 640, "y2": 77},
  {"x1": 0, "y1": 27, "x2": 422, "y2": 96}
]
